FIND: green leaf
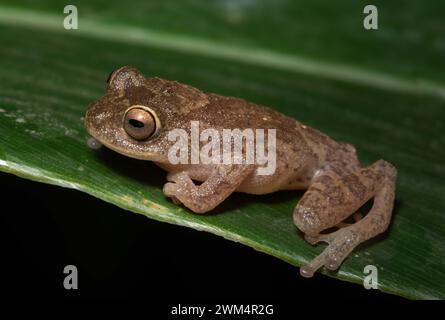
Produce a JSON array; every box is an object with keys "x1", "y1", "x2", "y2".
[{"x1": 0, "y1": 1, "x2": 444, "y2": 299}]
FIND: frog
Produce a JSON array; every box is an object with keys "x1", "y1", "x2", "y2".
[{"x1": 84, "y1": 66, "x2": 397, "y2": 278}]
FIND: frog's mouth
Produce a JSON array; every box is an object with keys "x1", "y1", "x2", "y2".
[
  {"x1": 85, "y1": 123, "x2": 167, "y2": 163},
  {"x1": 95, "y1": 136, "x2": 167, "y2": 163}
]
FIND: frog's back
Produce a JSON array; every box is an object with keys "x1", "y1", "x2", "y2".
[{"x1": 187, "y1": 93, "x2": 338, "y2": 152}]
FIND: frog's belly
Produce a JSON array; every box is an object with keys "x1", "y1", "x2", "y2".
[
  {"x1": 236, "y1": 169, "x2": 310, "y2": 194},
  {"x1": 155, "y1": 162, "x2": 311, "y2": 195}
]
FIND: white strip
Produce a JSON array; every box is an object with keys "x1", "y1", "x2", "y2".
[{"x1": 0, "y1": 158, "x2": 80, "y2": 190}]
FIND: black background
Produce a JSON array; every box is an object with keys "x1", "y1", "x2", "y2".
[{"x1": 0, "y1": 171, "x2": 403, "y2": 301}]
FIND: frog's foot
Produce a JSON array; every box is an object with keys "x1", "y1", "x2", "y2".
[
  {"x1": 300, "y1": 227, "x2": 361, "y2": 278},
  {"x1": 163, "y1": 166, "x2": 255, "y2": 214},
  {"x1": 163, "y1": 172, "x2": 194, "y2": 206}
]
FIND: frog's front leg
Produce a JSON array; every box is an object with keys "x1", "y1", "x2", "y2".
[
  {"x1": 163, "y1": 165, "x2": 255, "y2": 213},
  {"x1": 293, "y1": 160, "x2": 397, "y2": 278}
]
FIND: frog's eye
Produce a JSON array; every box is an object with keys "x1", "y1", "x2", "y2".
[
  {"x1": 107, "y1": 66, "x2": 145, "y2": 91},
  {"x1": 123, "y1": 106, "x2": 158, "y2": 140}
]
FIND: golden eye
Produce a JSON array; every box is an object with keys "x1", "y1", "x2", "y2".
[{"x1": 123, "y1": 106, "x2": 157, "y2": 140}]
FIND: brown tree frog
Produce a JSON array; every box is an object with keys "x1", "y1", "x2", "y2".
[{"x1": 85, "y1": 66, "x2": 397, "y2": 278}]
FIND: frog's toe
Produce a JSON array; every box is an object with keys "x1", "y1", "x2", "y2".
[
  {"x1": 300, "y1": 228, "x2": 361, "y2": 277},
  {"x1": 163, "y1": 183, "x2": 182, "y2": 205},
  {"x1": 300, "y1": 254, "x2": 325, "y2": 278},
  {"x1": 299, "y1": 265, "x2": 315, "y2": 278},
  {"x1": 163, "y1": 182, "x2": 177, "y2": 197},
  {"x1": 324, "y1": 255, "x2": 342, "y2": 271},
  {"x1": 300, "y1": 249, "x2": 340, "y2": 277}
]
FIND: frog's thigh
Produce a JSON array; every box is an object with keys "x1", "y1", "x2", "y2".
[
  {"x1": 293, "y1": 165, "x2": 376, "y2": 236},
  {"x1": 296, "y1": 160, "x2": 397, "y2": 278},
  {"x1": 163, "y1": 165, "x2": 255, "y2": 214}
]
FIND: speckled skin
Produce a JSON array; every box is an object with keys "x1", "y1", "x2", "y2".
[{"x1": 85, "y1": 67, "x2": 397, "y2": 278}]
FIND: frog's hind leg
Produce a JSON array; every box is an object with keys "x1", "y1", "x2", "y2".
[{"x1": 293, "y1": 160, "x2": 397, "y2": 278}]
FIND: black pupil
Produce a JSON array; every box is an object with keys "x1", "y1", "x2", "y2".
[{"x1": 129, "y1": 119, "x2": 144, "y2": 128}]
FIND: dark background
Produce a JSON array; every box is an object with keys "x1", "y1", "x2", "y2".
[{"x1": 0, "y1": 171, "x2": 403, "y2": 301}]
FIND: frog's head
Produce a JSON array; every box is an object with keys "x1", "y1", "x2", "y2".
[{"x1": 85, "y1": 66, "x2": 209, "y2": 163}]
